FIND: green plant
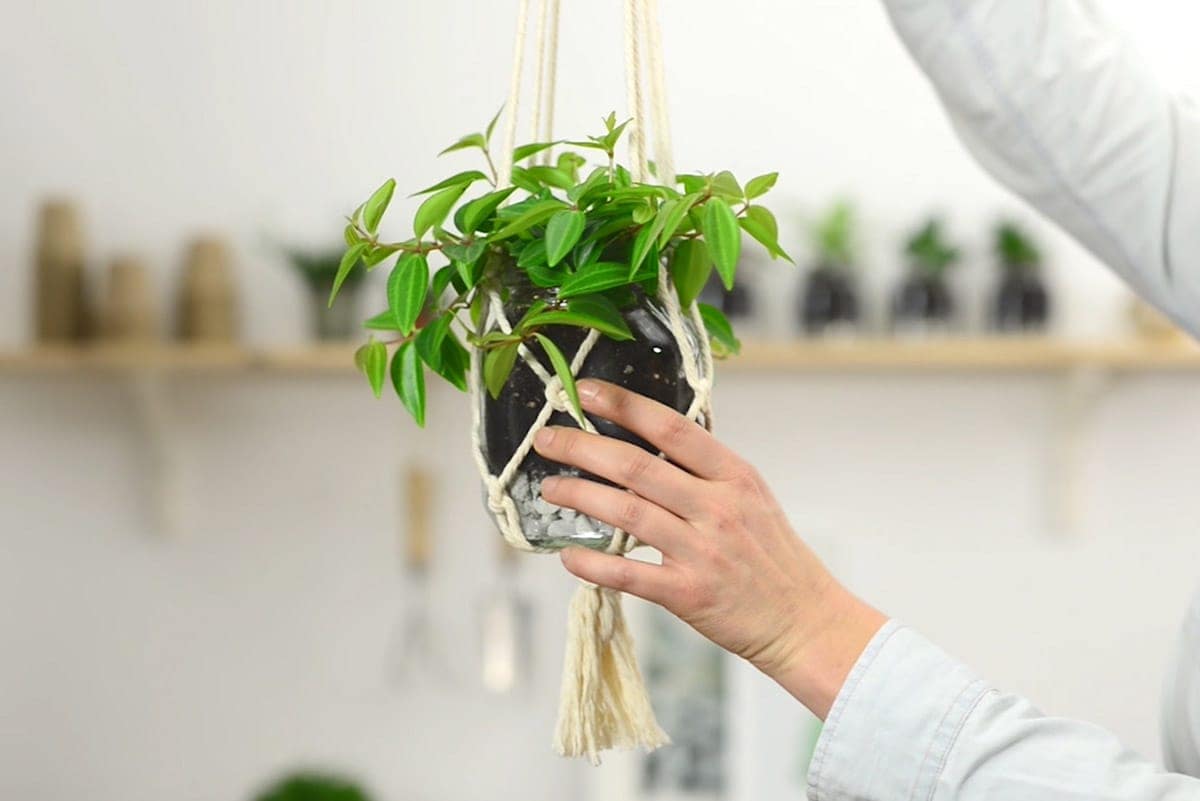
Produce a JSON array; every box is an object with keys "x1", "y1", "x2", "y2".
[
  {"x1": 251, "y1": 771, "x2": 372, "y2": 801},
  {"x1": 905, "y1": 218, "x2": 961, "y2": 279},
  {"x1": 332, "y1": 111, "x2": 791, "y2": 426},
  {"x1": 287, "y1": 249, "x2": 366, "y2": 293},
  {"x1": 995, "y1": 221, "x2": 1042, "y2": 273},
  {"x1": 810, "y1": 201, "x2": 857, "y2": 268}
]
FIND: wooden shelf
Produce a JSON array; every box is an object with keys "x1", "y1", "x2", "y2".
[{"x1": 2, "y1": 337, "x2": 1199, "y2": 375}]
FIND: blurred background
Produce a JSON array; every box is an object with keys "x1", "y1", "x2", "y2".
[{"x1": 4, "y1": 1, "x2": 1200, "y2": 799}]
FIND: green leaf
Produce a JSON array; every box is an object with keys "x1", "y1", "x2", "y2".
[
  {"x1": 670, "y1": 239, "x2": 713, "y2": 308},
  {"x1": 359, "y1": 338, "x2": 388, "y2": 398},
  {"x1": 525, "y1": 260, "x2": 565, "y2": 288},
  {"x1": 486, "y1": 106, "x2": 504, "y2": 144},
  {"x1": 508, "y1": 166, "x2": 544, "y2": 193},
  {"x1": 629, "y1": 223, "x2": 658, "y2": 278},
  {"x1": 744, "y1": 172, "x2": 778, "y2": 200},
  {"x1": 513, "y1": 141, "x2": 559, "y2": 162},
  {"x1": 701, "y1": 199, "x2": 742, "y2": 290},
  {"x1": 710, "y1": 170, "x2": 744, "y2": 201},
  {"x1": 525, "y1": 165, "x2": 575, "y2": 190},
  {"x1": 364, "y1": 309, "x2": 403, "y2": 331},
  {"x1": 677, "y1": 173, "x2": 709, "y2": 194},
  {"x1": 362, "y1": 179, "x2": 396, "y2": 235},
  {"x1": 460, "y1": 187, "x2": 517, "y2": 233},
  {"x1": 535, "y1": 334, "x2": 584, "y2": 423},
  {"x1": 412, "y1": 170, "x2": 488, "y2": 196},
  {"x1": 523, "y1": 295, "x2": 634, "y2": 341},
  {"x1": 391, "y1": 342, "x2": 426, "y2": 426},
  {"x1": 489, "y1": 199, "x2": 567, "y2": 240},
  {"x1": 484, "y1": 342, "x2": 521, "y2": 399},
  {"x1": 439, "y1": 132, "x2": 487, "y2": 156},
  {"x1": 387, "y1": 254, "x2": 429, "y2": 334},
  {"x1": 329, "y1": 242, "x2": 368, "y2": 307},
  {"x1": 657, "y1": 193, "x2": 703, "y2": 247},
  {"x1": 415, "y1": 312, "x2": 453, "y2": 369},
  {"x1": 437, "y1": 332, "x2": 470, "y2": 392},
  {"x1": 569, "y1": 168, "x2": 611, "y2": 204},
  {"x1": 344, "y1": 223, "x2": 361, "y2": 248},
  {"x1": 632, "y1": 202, "x2": 655, "y2": 225},
  {"x1": 699, "y1": 303, "x2": 741, "y2": 356},
  {"x1": 740, "y1": 205, "x2": 793, "y2": 262},
  {"x1": 414, "y1": 184, "x2": 470, "y2": 238},
  {"x1": 431, "y1": 264, "x2": 457, "y2": 300},
  {"x1": 545, "y1": 210, "x2": 586, "y2": 267},
  {"x1": 558, "y1": 262, "x2": 637, "y2": 298}
]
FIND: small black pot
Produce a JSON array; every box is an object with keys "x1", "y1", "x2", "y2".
[
  {"x1": 799, "y1": 266, "x2": 860, "y2": 336},
  {"x1": 891, "y1": 273, "x2": 955, "y2": 334},
  {"x1": 992, "y1": 272, "x2": 1050, "y2": 332},
  {"x1": 697, "y1": 274, "x2": 754, "y2": 322},
  {"x1": 482, "y1": 278, "x2": 701, "y2": 552}
]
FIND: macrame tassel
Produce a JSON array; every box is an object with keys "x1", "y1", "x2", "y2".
[{"x1": 553, "y1": 583, "x2": 669, "y2": 764}]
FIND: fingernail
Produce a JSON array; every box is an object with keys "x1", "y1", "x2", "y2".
[
  {"x1": 535, "y1": 427, "x2": 557, "y2": 449},
  {"x1": 577, "y1": 380, "x2": 599, "y2": 401}
]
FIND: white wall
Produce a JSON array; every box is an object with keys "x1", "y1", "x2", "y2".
[{"x1": 3, "y1": 1, "x2": 1200, "y2": 800}]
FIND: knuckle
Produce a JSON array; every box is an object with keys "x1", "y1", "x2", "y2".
[
  {"x1": 618, "y1": 497, "x2": 644, "y2": 528},
  {"x1": 609, "y1": 562, "x2": 636, "y2": 592},
  {"x1": 726, "y1": 462, "x2": 760, "y2": 490},
  {"x1": 677, "y1": 575, "x2": 715, "y2": 612},
  {"x1": 657, "y1": 412, "x2": 694, "y2": 447},
  {"x1": 619, "y1": 450, "x2": 655, "y2": 485}
]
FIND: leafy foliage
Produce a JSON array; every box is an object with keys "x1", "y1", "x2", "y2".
[
  {"x1": 252, "y1": 772, "x2": 373, "y2": 801},
  {"x1": 905, "y1": 218, "x2": 961, "y2": 279},
  {"x1": 334, "y1": 111, "x2": 788, "y2": 424},
  {"x1": 810, "y1": 201, "x2": 857, "y2": 268},
  {"x1": 995, "y1": 221, "x2": 1042, "y2": 272}
]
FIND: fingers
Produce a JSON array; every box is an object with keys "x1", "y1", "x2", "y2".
[
  {"x1": 534, "y1": 425, "x2": 708, "y2": 520},
  {"x1": 560, "y1": 547, "x2": 677, "y2": 606},
  {"x1": 541, "y1": 476, "x2": 692, "y2": 557},
  {"x1": 576, "y1": 379, "x2": 742, "y2": 481}
]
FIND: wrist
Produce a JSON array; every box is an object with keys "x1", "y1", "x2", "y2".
[{"x1": 766, "y1": 580, "x2": 888, "y2": 720}]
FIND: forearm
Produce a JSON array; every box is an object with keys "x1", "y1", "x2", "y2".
[{"x1": 882, "y1": 0, "x2": 1200, "y2": 333}]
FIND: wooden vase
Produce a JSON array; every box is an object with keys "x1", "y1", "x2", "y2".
[
  {"x1": 34, "y1": 200, "x2": 90, "y2": 342},
  {"x1": 102, "y1": 256, "x2": 158, "y2": 342},
  {"x1": 178, "y1": 237, "x2": 238, "y2": 342}
]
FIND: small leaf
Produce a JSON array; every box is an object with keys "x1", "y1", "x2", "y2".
[
  {"x1": 670, "y1": 239, "x2": 713, "y2": 308},
  {"x1": 439, "y1": 132, "x2": 487, "y2": 156},
  {"x1": 489, "y1": 199, "x2": 567, "y2": 240},
  {"x1": 657, "y1": 193, "x2": 703, "y2": 247},
  {"x1": 513, "y1": 141, "x2": 560, "y2": 162},
  {"x1": 414, "y1": 184, "x2": 470, "y2": 238},
  {"x1": 523, "y1": 295, "x2": 634, "y2": 341},
  {"x1": 431, "y1": 264, "x2": 457, "y2": 300},
  {"x1": 486, "y1": 106, "x2": 504, "y2": 144},
  {"x1": 412, "y1": 170, "x2": 488, "y2": 197},
  {"x1": 701, "y1": 200, "x2": 742, "y2": 290},
  {"x1": 629, "y1": 223, "x2": 657, "y2": 278},
  {"x1": 558, "y1": 263, "x2": 636, "y2": 298},
  {"x1": 329, "y1": 243, "x2": 368, "y2": 307},
  {"x1": 484, "y1": 342, "x2": 521, "y2": 399},
  {"x1": 437, "y1": 332, "x2": 470, "y2": 392},
  {"x1": 740, "y1": 205, "x2": 793, "y2": 262},
  {"x1": 699, "y1": 303, "x2": 741, "y2": 356},
  {"x1": 525, "y1": 165, "x2": 575, "y2": 190},
  {"x1": 535, "y1": 334, "x2": 584, "y2": 423},
  {"x1": 744, "y1": 172, "x2": 778, "y2": 200},
  {"x1": 363, "y1": 309, "x2": 403, "y2": 331},
  {"x1": 361, "y1": 338, "x2": 388, "y2": 398},
  {"x1": 414, "y1": 312, "x2": 453, "y2": 370},
  {"x1": 677, "y1": 173, "x2": 709, "y2": 194},
  {"x1": 460, "y1": 187, "x2": 517, "y2": 233},
  {"x1": 545, "y1": 210, "x2": 586, "y2": 267},
  {"x1": 344, "y1": 223, "x2": 361, "y2": 248},
  {"x1": 632, "y1": 203, "x2": 655, "y2": 225},
  {"x1": 363, "y1": 179, "x2": 396, "y2": 235},
  {"x1": 710, "y1": 170, "x2": 744, "y2": 201},
  {"x1": 391, "y1": 342, "x2": 426, "y2": 426},
  {"x1": 387, "y1": 254, "x2": 429, "y2": 334}
]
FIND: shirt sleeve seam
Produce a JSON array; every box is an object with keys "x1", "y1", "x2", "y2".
[{"x1": 914, "y1": 681, "x2": 996, "y2": 801}]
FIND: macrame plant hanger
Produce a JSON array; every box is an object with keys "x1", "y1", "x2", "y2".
[{"x1": 465, "y1": 0, "x2": 715, "y2": 764}]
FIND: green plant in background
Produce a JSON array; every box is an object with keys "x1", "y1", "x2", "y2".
[
  {"x1": 332, "y1": 111, "x2": 791, "y2": 427},
  {"x1": 995, "y1": 221, "x2": 1042, "y2": 273},
  {"x1": 287, "y1": 249, "x2": 367, "y2": 294},
  {"x1": 905, "y1": 218, "x2": 961, "y2": 279},
  {"x1": 810, "y1": 201, "x2": 857, "y2": 268},
  {"x1": 251, "y1": 771, "x2": 373, "y2": 801}
]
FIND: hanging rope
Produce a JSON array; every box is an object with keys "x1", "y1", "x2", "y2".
[{"x1": 467, "y1": 0, "x2": 716, "y2": 764}]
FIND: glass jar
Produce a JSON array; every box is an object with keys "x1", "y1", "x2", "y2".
[{"x1": 480, "y1": 272, "x2": 702, "y2": 551}]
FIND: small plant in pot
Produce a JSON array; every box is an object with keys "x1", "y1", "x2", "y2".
[
  {"x1": 332, "y1": 112, "x2": 790, "y2": 552},
  {"x1": 287, "y1": 248, "x2": 365, "y2": 341},
  {"x1": 798, "y1": 201, "x2": 861, "y2": 336},
  {"x1": 991, "y1": 221, "x2": 1050, "y2": 333},
  {"x1": 892, "y1": 218, "x2": 961, "y2": 336}
]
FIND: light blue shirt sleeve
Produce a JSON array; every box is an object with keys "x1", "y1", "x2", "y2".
[{"x1": 808, "y1": 616, "x2": 1200, "y2": 801}]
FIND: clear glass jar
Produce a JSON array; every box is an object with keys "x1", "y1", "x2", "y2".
[{"x1": 480, "y1": 273, "x2": 703, "y2": 551}]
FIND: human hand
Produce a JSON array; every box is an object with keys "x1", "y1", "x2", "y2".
[{"x1": 532, "y1": 379, "x2": 887, "y2": 719}]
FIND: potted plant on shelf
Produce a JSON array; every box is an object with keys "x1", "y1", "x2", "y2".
[
  {"x1": 287, "y1": 248, "x2": 366, "y2": 341},
  {"x1": 892, "y1": 217, "x2": 961, "y2": 336},
  {"x1": 251, "y1": 771, "x2": 373, "y2": 801},
  {"x1": 991, "y1": 221, "x2": 1050, "y2": 333},
  {"x1": 331, "y1": 112, "x2": 789, "y2": 551},
  {"x1": 798, "y1": 201, "x2": 861, "y2": 337}
]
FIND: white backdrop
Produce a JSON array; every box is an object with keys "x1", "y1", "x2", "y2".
[{"x1": 3, "y1": 2, "x2": 1200, "y2": 800}]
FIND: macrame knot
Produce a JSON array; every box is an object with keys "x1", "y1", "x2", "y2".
[
  {"x1": 543, "y1": 379, "x2": 571, "y2": 414},
  {"x1": 487, "y1": 483, "x2": 508, "y2": 515}
]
